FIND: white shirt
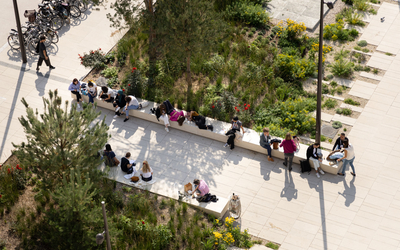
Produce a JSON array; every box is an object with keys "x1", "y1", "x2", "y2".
[
  {"x1": 128, "y1": 95, "x2": 139, "y2": 106},
  {"x1": 88, "y1": 83, "x2": 97, "y2": 94},
  {"x1": 105, "y1": 88, "x2": 115, "y2": 98},
  {"x1": 345, "y1": 145, "x2": 355, "y2": 159},
  {"x1": 141, "y1": 167, "x2": 153, "y2": 178}
]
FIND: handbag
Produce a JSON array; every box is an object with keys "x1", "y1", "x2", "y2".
[
  {"x1": 184, "y1": 183, "x2": 192, "y2": 193},
  {"x1": 114, "y1": 158, "x2": 120, "y2": 166},
  {"x1": 131, "y1": 176, "x2": 139, "y2": 182}
]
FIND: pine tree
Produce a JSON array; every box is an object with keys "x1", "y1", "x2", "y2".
[
  {"x1": 154, "y1": 0, "x2": 226, "y2": 108},
  {"x1": 13, "y1": 90, "x2": 110, "y2": 190}
]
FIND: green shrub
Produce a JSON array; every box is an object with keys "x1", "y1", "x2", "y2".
[
  {"x1": 0, "y1": 163, "x2": 27, "y2": 211},
  {"x1": 357, "y1": 40, "x2": 368, "y2": 47},
  {"x1": 326, "y1": 74, "x2": 334, "y2": 80},
  {"x1": 329, "y1": 58, "x2": 354, "y2": 77},
  {"x1": 336, "y1": 86, "x2": 344, "y2": 94},
  {"x1": 332, "y1": 121, "x2": 343, "y2": 129},
  {"x1": 101, "y1": 66, "x2": 118, "y2": 78},
  {"x1": 354, "y1": 64, "x2": 364, "y2": 71},
  {"x1": 323, "y1": 20, "x2": 358, "y2": 41},
  {"x1": 343, "y1": 0, "x2": 354, "y2": 5},
  {"x1": 248, "y1": 31, "x2": 254, "y2": 37},
  {"x1": 226, "y1": 1, "x2": 270, "y2": 28},
  {"x1": 334, "y1": 48, "x2": 350, "y2": 60},
  {"x1": 251, "y1": 27, "x2": 257, "y2": 32},
  {"x1": 362, "y1": 48, "x2": 369, "y2": 53},
  {"x1": 349, "y1": 28, "x2": 359, "y2": 37},
  {"x1": 345, "y1": 11, "x2": 365, "y2": 26},
  {"x1": 240, "y1": 29, "x2": 247, "y2": 35},
  {"x1": 330, "y1": 80, "x2": 338, "y2": 87},
  {"x1": 336, "y1": 108, "x2": 352, "y2": 116},
  {"x1": 321, "y1": 135, "x2": 327, "y2": 142},
  {"x1": 79, "y1": 49, "x2": 108, "y2": 70},
  {"x1": 344, "y1": 98, "x2": 360, "y2": 106},
  {"x1": 373, "y1": 68, "x2": 379, "y2": 74},
  {"x1": 323, "y1": 99, "x2": 338, "y2": 109},
  {"x1": 266, "y1": 242, "x2": 280, "y2": 249},
  {"x1": 124, "y1": 69, "x2": 147, "y2": 98},
  {"x1": 275, "y1": 54, "x2": 316, "y2": 81},
  {"x1": 363, "y1": 66, "x2": 371, "y2": 72},
  {"x1": 354, "y1": 0, "x2": 371, "y2": 11},
  {"x1": 354, "y1": 46, "x2": 361, "y2": 51}
]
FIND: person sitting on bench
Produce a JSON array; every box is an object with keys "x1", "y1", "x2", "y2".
[
  {"x1": 140, "y1": 161, "x2": 153, "y2": 182},
  {"x1": 120, "y1": 152, "x2": 136, "y2": 174},
  {"x1": 192, "y1": 179, "x2": 209, "y2": 198},
  {"x1": 306, "y1": 143, "x2": 325, "y2": 178}
]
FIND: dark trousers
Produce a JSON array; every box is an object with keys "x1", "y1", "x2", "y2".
[
  {"x1": 261, "y1": 144, "x2": 272, "y2": 157},
  {"x1": 141, "y1": 175, "x2": 152, "y2": 182},
  {"x1": 71, "y1": 91, "x2": 81, "y2": 102},
  {"x1": 225, "y1": 129, "x2": 237, "y2": 150},
  {"x1": 37, "y1": 57, "x2": 51, "y2": 67}
]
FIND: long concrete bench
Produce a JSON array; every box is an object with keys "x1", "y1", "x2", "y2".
[{"x1": 73, "y1": 92, "x2": 341, "y2": 174}]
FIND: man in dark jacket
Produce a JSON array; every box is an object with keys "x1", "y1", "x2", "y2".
[
  {"x1": 332, "y1": 133, "x2": 348, "y2": 151},
  {"x1": 306, "y1": 143, "x2": 325, "y2": 178},
  {"x1": 36, "y1": 36, "x2": 55, "y2": 71},
  {"x1": 120, "y1": 152, "x2": 135, "y2": 174},
  {"x1": 259, "y1": 127, "x2": 274, "y2": 162}
]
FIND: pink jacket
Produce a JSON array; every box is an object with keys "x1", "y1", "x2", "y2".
[
  {"x1": 170, "y1": 110, "x2": 184, "y2": 121},
  {"x1": 279, "y1": 139, "x2": 297, "y2": 154}
]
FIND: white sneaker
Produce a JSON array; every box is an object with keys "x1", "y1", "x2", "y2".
[
  {"x1": 316, "y1": 173, "x2": 320, "y2": 178},
  {"x1": 224, "y1": 143, "x2": 228, "y2": 148},
  {"x1": 113, "y1": 115, "x2": 118, "y2": 118},
  {"x1": 165, "y1": 127, "x2": 169, "y2": 132},
  {"x1": 115, "y1": 107, "x2": 120, "y2": 112},
  {"x1": 77, "y1": 103, "x2": 81, "y2": 108},
  {"x1": 320, "y1": 169, "x2": 325, "y2": 175}
]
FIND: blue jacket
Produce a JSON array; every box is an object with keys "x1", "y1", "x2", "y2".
[{"x1": 68, "y1": 82, "x2": 81, "y2": 91}]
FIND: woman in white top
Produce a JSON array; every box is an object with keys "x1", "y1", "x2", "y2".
[
  {"x1": 121, "y1": 95, "x2": 140, "y2": 122},
  {"x1": 140, "y1": 160, "x2": 153, "y2": 182},
  {"x1": 87, "y1": 80, "x2": 97, "y2": 103},
  {"x1": 337, "y1": 140, "x2": 356, "y2": 176},
  {"x1": 99, "y1": 86, "x2": 115, "y2": 103}
]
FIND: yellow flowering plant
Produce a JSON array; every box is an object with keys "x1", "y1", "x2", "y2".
[{"x1": 210, "y1": 217, "x2": 252, "y2": 249}]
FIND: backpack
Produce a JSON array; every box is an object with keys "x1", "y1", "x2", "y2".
[
  {"x1": 300, "y1": 159, "x2": 311, "y2": 173},
  {"x1": 35, "y1": 41, "x2": 40, "y2": 53},
  {"x1": 196, "y1": 193, "x2": 219, "y2": 203}
]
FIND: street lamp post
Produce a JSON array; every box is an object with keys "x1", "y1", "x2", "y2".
[
  {"x1": 12, "y1": 0, "x2": 27, "y2": 63},
  {"x1": 96, "y1": 201, "x2": 112, "y2": 250},
  {"x1": 316, "y1": 1, "x2": 334, "y2": 143}
]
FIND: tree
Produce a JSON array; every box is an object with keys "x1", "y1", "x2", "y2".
[
  {"x1": 13, "y1": 90, "x2": 110, "y2": 190},
  {"x1": 22, "y1": 168, "x2": 105, "y2": 250},
  {"x1": 154, "y1": 0, "x2": 226, "y2": 108}
]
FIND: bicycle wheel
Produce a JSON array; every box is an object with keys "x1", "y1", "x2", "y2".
[
  {"x1": 77, "y1": 1, "x2": 87, "y2": 12},
  {"x1": 28, "y1": 38, "x2": 39, "y2": 55},
  {"x1": 8, "y1": 34, "x2": 20, "y2": 50},
  {"x1": 69, "y1": 5, "x2": 81, "y2": 18},
  {"x1": 47, "y1": 29, "x2": 59, "y2": 44},
  {"x1": 51, "y1": 15, "x2": 64, "y2": 31}
]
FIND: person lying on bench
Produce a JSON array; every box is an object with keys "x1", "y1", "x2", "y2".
[
  {"x1": 326, "y1": 149, "x2": 344, "y2": 166},
  {"x1": 120, "y1": 152, "x2": 136, "y2": 174},
  {"x1": 192, "y1": 179, "x2": 209, "y2": 198}
]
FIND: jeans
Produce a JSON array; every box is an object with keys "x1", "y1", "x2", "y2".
[
  {"x1": 71, "y1": 90, "x2": 81, "y2": 102},
  {"x1": 310, "y1": 158, "x2": 320, "y2": 171},
  {"x1": 284, "y1": 153, "x2": 294, "y2": 170},
  {"x1": 124, "y1": 104, "x2": 139, "y2": 118},
  {"x1": 88, "y1": 93, "x2": 97, "y2": 103},
  {"x1": 341, "y1": 157, "x2": 355, "y2": 174},
  {"x1": 261, "y1": 144, "x2": 272, "y2": 157}
]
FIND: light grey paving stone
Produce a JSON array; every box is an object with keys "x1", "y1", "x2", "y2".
[
  {"x1": 340, "y1": 103, "x2": 364, "y2": 113},
  {"x1": 332, "y1": 114, "x2": 357, "y2": 126},
  {"x1": 323, "y1": 94, "x2": 345, "y2": 101},
  {"x1": 360, "y1": 72, "x2": 383, "y2": 81}
]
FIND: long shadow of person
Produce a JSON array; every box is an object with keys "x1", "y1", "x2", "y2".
[
  {"x1": 338, "y1": 176, "x2": 356, "y2": 207},
  {"x1": 280, "y1": 168, "x2": 298, "y2": 201},
  {"x1": 35, "y1": 71, "x2": 50, "y2": 96}
]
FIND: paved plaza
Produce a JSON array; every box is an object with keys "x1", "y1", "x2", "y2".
[{"x1": 1, "y1": 1, "x2": 400, "y2": 250}]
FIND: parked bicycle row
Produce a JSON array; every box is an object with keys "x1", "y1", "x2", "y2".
[{"x1": 7, "y1": 0, "x2": 89, "y2": 55}]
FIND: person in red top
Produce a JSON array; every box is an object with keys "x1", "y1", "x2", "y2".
[{"x1": 279, "y1": 133, "x2": 297, "y2": 171}]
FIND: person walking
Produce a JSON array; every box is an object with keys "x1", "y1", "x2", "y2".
[
  {"x1": 68, "y1": 78, "x2": 82, "y2": 108},
  {"x1": 36, "y1": 36, "x2": 55, "y2": 71},
  {"x1": 260, "y1": 127, "x2": 274, "y2": 162},
  {"x1": 337, "y1": 140, "x2": 356, "y2": 177},
  {"x1": 279, "y1": 133, "x2": 297, "y2": 171}
]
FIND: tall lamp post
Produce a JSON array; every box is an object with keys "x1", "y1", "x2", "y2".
[
  {"x1": 12, "y1": 0, "x2": 27, "y2": 63},
  {"x1": 96, "y1": 201, "x2": 111, "y2": 250},
  {"x1": 316, "y1": 1, "x2": 334, "y2": 143}
]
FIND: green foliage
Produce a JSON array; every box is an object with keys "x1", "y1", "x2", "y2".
[
  {"x1": 336, "y1": 108, "x2": 352, "y2": 116},
  {"x1": 334, "y1": 48, "x2": 350, "y2": 60},
  {"x1": 225, "y1": 1, "x2": 270, "y2": 28},
  {"x1": 124, "y1": 69, "x2": 147, "y2": 98},
  {"x1": 323, "y1": 99, "x2": 338, "y2": 109},
  {"x1": 266, "y1": 241, "x2": 280, "y2": 249},
  {"x1": 344, "y1": 9, "x2": 365, "y2": 26},
  {"x1": 330, "y1": 81, "x2": 338, "y2": 87},
  {"x1": 342, "y1": 0, "x2": 354, "y2": 5},
  {"x1": 275, "y1": 54, "x2": 316, "y2": 81},
  {"x1": 344, "y1": 98, "x2": 360, "y2": 106},
  {"x1": 332, "y1": 120, "x2": 343, "y2": 129},
  {"x1": 13, "y1": 90, "x2": 109, "y2": 191},
  {"x1": 357, "y1": 40, "x2": 368, "y2": 47},
  {"x1": 336, "y1": 86, "x2": 344, "y2": 94},
  {"x1": 79, "y1": 49, "x2": 111, "y2": 70},
  {"x1": 329, "y1": 58, "x2": 354, "y2": 77},
  {"x1": 254, "y1": 98, "x2": 316, "y2": 135},
  {"x1": 101, "y1": 66, "x2": 119, "y2": 78},
  {"x1": 323, "y1": 20, "x2": 359, "y2": 41},
  {"x1": 354, "y1": 0, "x2": 371, "y2": 11},
  {"x1": 0, "y1": 163, "x2": 28, "y2": 211}
]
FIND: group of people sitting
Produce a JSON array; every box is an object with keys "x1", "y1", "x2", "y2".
[{"x1": 259, "y1": 129, "x2": 355, "y2": 178}]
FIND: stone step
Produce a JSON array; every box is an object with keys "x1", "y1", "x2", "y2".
[
  {"x1": 332, "y1": 114, "x2": 357, "y2": 126},
  {"x1": 323, "y1": 94, "x2": 345, "y2": 101},
  {"x1": 351, "y1": 49, "x2": 373, "y2": 56},
  {"x1": 340, "y1": 102, "x2": 364, "y2": 113},
  {"x1": 360, "y1": 71, "x2": 382, "y2": 81}
]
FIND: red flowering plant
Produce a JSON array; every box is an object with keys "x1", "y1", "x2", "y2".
[
  {"x1": 210, "y1": 99, "x2": 225, "y2": 121},
  {"x1": 124, "y1": 67, "x2": 146, "y2": 98},
  {"x1": 0, "y1": 163, "x2": 28, "y2": 211},
  {"x1": 235, "y1": 103, "x2": 252, "y2": 126},
  {"x1": 79, "y1": 49, "x2": 115, "y2": 70}
]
